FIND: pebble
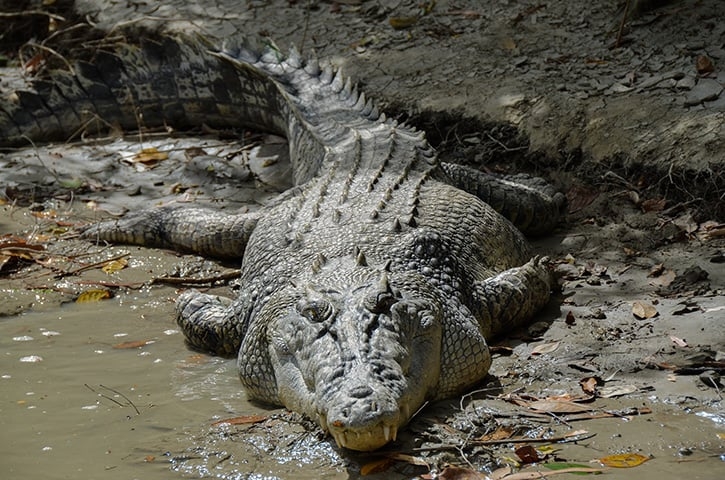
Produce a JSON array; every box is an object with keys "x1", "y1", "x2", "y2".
[{"x1": 684, "y1": 78, "x2": 723, "y2": 106}]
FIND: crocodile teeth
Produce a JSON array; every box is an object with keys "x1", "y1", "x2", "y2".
[
  {"x1": 383, "y1": 425, "x2": 392, "y2": 441},
  {"x1": 332, "y1": 431, "x2": 347, "y2": 448}
]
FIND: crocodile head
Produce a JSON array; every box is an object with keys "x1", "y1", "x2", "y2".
[{"x1": 255, "y1": 260, "x2": 443, "y2": 451}]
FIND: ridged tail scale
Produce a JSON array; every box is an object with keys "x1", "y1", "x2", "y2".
[{"x1": 0, "y1": 34, "x2": 396, "y2": 186}]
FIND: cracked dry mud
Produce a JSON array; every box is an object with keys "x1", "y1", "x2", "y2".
[{"x1": 0, "y1": 1, "x2": 723, "y2": 479}]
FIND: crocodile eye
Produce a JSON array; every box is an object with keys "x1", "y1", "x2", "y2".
[{"x1": 296, "y1": 299, "x2": 333, "y2": 322}]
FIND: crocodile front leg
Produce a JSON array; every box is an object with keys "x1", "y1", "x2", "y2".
[
  {"x1": 440, "y1": 162, "x2": 566, "y2": 236},
  {"x1": 471, "y1": 255, "x2": 553, "y2": 339},
  {"x1": 81, "y1": 206, "x2": 261, "y2": 260}
]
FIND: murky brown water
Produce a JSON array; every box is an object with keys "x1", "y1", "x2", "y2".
[{"x1": 3, "y1": 290, "x2": 724, "y2": 480}]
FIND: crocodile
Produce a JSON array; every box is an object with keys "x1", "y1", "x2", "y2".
[{"x1": 0, "y1": 33, "x2": 565, "y2": 451}]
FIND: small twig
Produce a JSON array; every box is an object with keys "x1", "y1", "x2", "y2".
[
  {"x1": 151, "y1": 270, "x2": 240, "y2": 286},
  {"x1": 0, "y1": 10, "x2": 65, "y2": 21},
  {"x1": 59, "y1": 252, "x2": 131, "y2": 277},
  {"x1": 409, "y1": 431, "x2": 597, "y2": 453},
  {"x1": 99, "y1": 384, "x2": 141, "y2": 415},
  {"x1": 19, "y1": 41, "x2": 76, "y2": 75}
]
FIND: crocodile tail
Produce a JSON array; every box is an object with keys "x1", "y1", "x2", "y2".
[{"x1": 0, "y1": 34, "x2": 289, "y2": 148}]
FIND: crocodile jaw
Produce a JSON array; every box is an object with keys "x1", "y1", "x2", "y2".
[{"x1": 320, "y1": 412, "x2": 401, "y2": 451}]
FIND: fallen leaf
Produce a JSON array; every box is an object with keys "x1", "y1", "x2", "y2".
[
  {"x1": 531, "y1": 341, "x2": 560, "y2": 355},
  {"x1": 102, "y1": 258, "x2": 128, "y2": 274},
  {"x1": 387, "y1": 452, "x2": 429, "y2": 469},
  {"x1": 389, "y1": 16, "x2": 418, "y2": 29},
  {"x1": 640, "y1": 198, "x2": 666, "y2": 212},
  {"x1": 438, "y1": 465, "x2": 487, "y2": 479},
  {"x1": 144, "y1": 455, "x2": 155, "y2": 462},
  {"x1": 669, "y1": 335, "x2": 688, "y2": 347},
  {"x1": 598, "y1": 453, "x2": 650, "y2": 468},
  {"x1": 632, "y1": 301, "x2": 658, "y2": 319},
  {"x1": 515, "y1": 445, "x2": 541, "y2": 464},
  {"x1": 565, "y1": 311, "x2": 576, "y2": 325},
  {"x1": 76, "y1": 289, "x2": 112, "y2": 303},
  {"x1": 211, "y1": 414, "x2": 268, "y2": 427},
  {"x1": 598, "y1": 384, "x2": 637, "y2": 398},
  {"x1": 479, "y1": 425, "x2": 515, "y2": 441},
  {"x1": 360, "y1": 458, "x2": 396, "y2": 476},
  {"x1": 526, "y1": 400, "x2": 592, "y2": 414},
  {"x1": 113, "y1": 339, "x2": 152, "y2": 349},
  {"x1": 579, "y1": 376, "x2": 600, "y2": 395},
  {"x1": 132, "y1": 147, "x2": 168, "y2": 166},
  {"x1": 499, "y1": 467, "x2": 604, "y2": 479},
  {"x1": 695, "y1": 55, "x2": 715, "y2": 74}
]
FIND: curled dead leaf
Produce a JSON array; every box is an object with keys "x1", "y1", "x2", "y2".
[
  {"x1": 76, "y1": 289, "x2": 112, "y2": 303},
  {"x1": 530, "y1": 341, "x2": 560, "y2": 355},
  {"x1": 632, "y1": 301, "x2": 658, "y2": 319}
]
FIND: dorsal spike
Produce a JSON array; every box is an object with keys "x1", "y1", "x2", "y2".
[
  {"x1": 392, "y1": 217, "x2": 402, "y2": 232},
  {"x1": 377, "y1": 271, "x2": 392, "y2": 294},
  {"x1": 287, "y1": 46, "x2": 302, "y2": 68},
  {"x1": 382, "y1": 260, "x2": 392, "y2": 272},
  {"x1": 311, "y1": 253, "x2": 327, "y2": 274},
  {"x1": 320, "y1": 64, "x2": 334, "y2": 83},
  {"x1": 356, "y1": 249, "x2": 367, "y2": 267},
  {"x1": 305, "y1": 56, "x2": 320, "y2": 76},
  {"x1": 331, "y1": 69, "x2": 344, "y2": 92}
]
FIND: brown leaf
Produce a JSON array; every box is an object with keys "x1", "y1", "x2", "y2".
[
  {"x1": 632, "y1": 301, "x2": 658, "y2": 319},
  {"x1": 389, "y1": 16, "x2": 418, "y2": 29},
  {"x1": 438, "y1": 465, "x2": 488, "y2": 480},
  {"x1": 515, "y1": 445, "x2": 541, "y2": 464},
  {"x1": 479, "y1": 425, "x2": 515, "y2": 441},
  {"x1": 599, "y1": 453, "x2": 650, "y2": 468},
  {"x1": 113, "y1": 339, "x2": 151, "y2": 349},
  {"x1": 132, "y1": 147, "x2": 168, "y2": 166},
  {"x1": 360, "y1": 458, "x2": 395, "y2": 476},
  {"x1": 211, "y1": 414, "x2": 268, "y2": 427},
  {"x1": 579, "y1": 376, "x2": 600, "y2": 395},
  {"x1": 695, "y1": 55, "x2": 715, "y2": 74},
  {"x1": 598, "y1": 384, "x2": 637, "y2": 398},
  {"x1": 386, "y1": 452, "x2": 429, "y2": 469},
  {"x1": 640, "y1": 197, "x2": 666, "y2": 212}
]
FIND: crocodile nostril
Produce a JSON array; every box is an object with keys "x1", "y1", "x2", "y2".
[{"x1": 349, "y1": 385, "x2": 373, "y2": 398}]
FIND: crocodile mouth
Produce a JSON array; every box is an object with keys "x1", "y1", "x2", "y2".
[{"x1": 327, "y1": 420, "x2": 398, "y2": 451}]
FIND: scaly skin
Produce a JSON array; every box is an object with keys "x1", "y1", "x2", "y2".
[{"x1": 1, "y1": 31, "x2": 565, "y2": 451}]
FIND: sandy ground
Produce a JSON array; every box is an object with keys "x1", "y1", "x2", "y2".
[{"x1": 1, "y1": 1, "x2": 724, "y2": 479}]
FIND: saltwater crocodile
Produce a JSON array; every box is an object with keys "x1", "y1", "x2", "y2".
[{"x1": 0, "y1": 33, "x2": 565, "y2": 451}]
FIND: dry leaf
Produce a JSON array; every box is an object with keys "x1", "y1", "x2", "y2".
[
  {"x1": 526, "y1": 400, "x2": 592, "y2": 414},
  {"x1": 76, "y1": 289, "x2": 112, "y2": 303},
  {"x1": 579, "y1": 376, "x2": 600, "y2": 395},
  {"x1": 669, "y1": 335, "x2": 688, "y2": 347},
  {"x1": 695, "y1": 55, "x2": 715, "y2": 74},
  {"x1": 389, "y1": 17, "x2": 418, "y2": 29},
  {"x1": 515, "y1": 445, "x2": 541, "y2": 464},
  {"x1": 565, "y1": 311, "x2": 576, "y2": 325},
  {"x1": 632, "y1": 301, "x2": 658, "y2": 319},
  {"x1": 113, "y1": 339, "x2": 151, "y2": 349},
  {"x1": 530, "y1": 341, "x2": 560, "y2": 355},
  {"x1": 144, "y1": 455, "x2": 155, "y2": 462},
  {"x1": 438, "y1": 465, "x2": 487, "y2": 479},
  {"x1": 360, "y1": 457, "x2": 395, "y2": 476},
  {"x1": 598, "y1": 384, "x2": 637, "y2": 398},
  {"x1": 387, "y1": 452, "x2": 429, "y2": 469},
  {"x1": 499, "y1": 467, "x2": 604, "y2": 479},
  {"x1": 211, "y1": 414, "x2": 268, "y2": 427},
  {"x1": 479, "y1": 425, "x2": 515, "y2": 441},
  {"x1": 598, "y1": 453, "x2": 650, "y2": 468},
  {"x1": 102, "y1": 258, "x2": 128, "y2": 274},
  {"x1": 640, "y1": 198, "x2": 666, "y2": 212},
  {"x1": 132, "y1": 147, "x2": 168, "y2": 165}
]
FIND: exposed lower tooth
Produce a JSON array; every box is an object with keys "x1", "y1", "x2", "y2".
[{"x1": 383, "y1": 425, "x2": 391, "y2": 441}]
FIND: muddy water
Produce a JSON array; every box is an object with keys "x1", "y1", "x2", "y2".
[
  {"x1": 0, "y1": 292, "x2": 331, "y2": 479},
  {"x1": 3, "y1": 292, "x2": 724, "y2": 480}
]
